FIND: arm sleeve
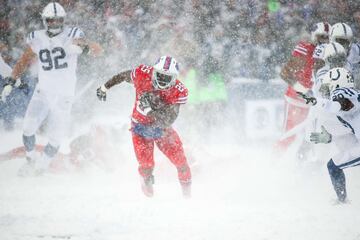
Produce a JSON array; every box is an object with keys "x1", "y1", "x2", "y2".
[
  {"x1": 312, "y1": 44, "x2": 325, "y2": 60},
  {"x1": 316, "y1": 98, "x2": 341, "y2": 114},
  {"x1": 168, "y1": 86, "x2": 188, "y2": 105},
  {"x1": 0, "y1": 56, "x2": 12, "y2": 77},
  {"x1": 292, "y1": 43, "x2": 309, "y2": 57},
  {"x1": 26, "y1": 31, "x2": 39, "y2": 53}
]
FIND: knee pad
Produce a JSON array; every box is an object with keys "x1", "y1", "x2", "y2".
[
  {"x1": 23, "y1": 134, "x2": 35, "y2": 152},
  {"x1": 44, "y1": 143, "x2": 59, "y2": 158}
]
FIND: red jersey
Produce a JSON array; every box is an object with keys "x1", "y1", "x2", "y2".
[
  {"x1": 285, "y1": 41, "x2": 316, "y2": 99},
  {"x1": 130, "y1": 64, "x2": 188, "y2": 124}
]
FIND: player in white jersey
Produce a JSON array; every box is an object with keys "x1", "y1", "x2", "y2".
[
  {"x1": 300, "y1": 67, "x2": 360, "y2": 203},
  {"x1": 296, "y1": 42, "x2": 350, "y2": 165},
  {"x1": 330, "y1": 23, "x2": 360, "y2": 82},
  {"x1": 312, "y1": 23, "x2": 360, "y2": 84},
  {"x1": 0, "y1": 53, "x2": 12, "y2": 79},
  {"x1": 1, "y1": 2, "x2": 101, "y2": 176}
]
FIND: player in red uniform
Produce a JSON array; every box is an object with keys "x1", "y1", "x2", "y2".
[
  {"x1": 275, "y1": 22, "x2": 330, "y2": 154},
  {"x1": 96, "y1": 56, "x2": 191, "y2": 198}
]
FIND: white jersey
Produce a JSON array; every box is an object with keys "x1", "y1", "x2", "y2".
[
  {"x1": 312, "y1": 44, "x2": 328, "y2": 97},
  {"x1": 312, "y1": 43, "x2": 326, "y2": 60},
  {"x1": 26, "y1": 26, "x2": 84, "y2": 97},
  {"x1": 313, "y1": 42, "x2": 360, "y2": 85},
  {"x1": 346, "y1": 43, "x2": 360, "y2": 78}
]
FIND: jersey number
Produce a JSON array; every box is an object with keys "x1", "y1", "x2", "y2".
[{"x1": 39, "y1": 47, "x2": 68, "y2": 71}]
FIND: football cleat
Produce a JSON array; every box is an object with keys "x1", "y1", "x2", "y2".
[
  {"x1": 180, "y1": 181, "x2": 192, "y2": 198},
  {"x1": 141, "y1": 175, "x2": 154, "y2": 197}
]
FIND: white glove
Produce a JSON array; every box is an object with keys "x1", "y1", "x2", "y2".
[
  {"x1": 310, "y1": 125, "x2": 332, "y2": 144},
  {"x1": 1, "y1": 84, "x2": 12, "y2": 102},
  {"x1": 1, "y1": 76, "x2": 17, "y2": 102}
]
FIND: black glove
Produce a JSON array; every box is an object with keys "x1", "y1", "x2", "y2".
[
  {"x1": 96, "y1": 85, "x2": 107, "y2": 101},
  {"x1": 296, "y1": 91, "x2": 317, "y2": 105},
  {"x1": 18, "y1": 82, "x2": 30, "y2": 95},
  {"x1": 3, "y1": 76, "x2": 16, "y2": 87}
]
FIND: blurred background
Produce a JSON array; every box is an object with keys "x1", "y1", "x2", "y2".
[{"x1": 0, "y1": 0, "x2": 360, "y2": 144}]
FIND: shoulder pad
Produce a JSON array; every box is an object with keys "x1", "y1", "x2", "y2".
[
  {"x1": 26, "y1": 31, "x2": 36, "y2": 42},
  {"x1": 173, "y1": 80, "x2": 188, "y2": 104},
  {"x1": 293, "y1": 41, "x2": 313, "y2": 56},
  {"x1": 332, "y1": 87, "x2": 357, "y2": 99},
  {"x1": 67, "y1": 27, "x2": 85, "y2": 39}
]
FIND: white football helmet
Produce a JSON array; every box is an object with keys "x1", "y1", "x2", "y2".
[
  {"x1": 41, "y1": 2, "x2": 66, "y2": 36},
  {"x1": 330, "y1": 23, "x2": 353, "y2": 52},
  {"x1": 323, "y1": 42, "x2": 347, "y2": 68},
  {"x1": 152, "y1": 56, "x2": 179, "y2": 89},
  {"x1": 310, "y1": 22, "x2": 330, "y2": 44},
  {"x1": 326, "y1": 67, "x2": 354, "y2": 92}
]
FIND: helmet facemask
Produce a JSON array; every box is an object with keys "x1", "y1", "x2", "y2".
[
  {"x1": 316, "y1": 34, "x2": 329, "y2": 44},
  {"x1": 44, "y1": 17, "x2": 64, "y2": 36},
  {"x1": 153, "y1": 71, "x2": 176, "y2": 90},
  {"x1": 152, "y1": 56, "x2": 179, "y2": 90},
  {"x1": 334, "y1": 38, "x2": 351, "y2": 54}
]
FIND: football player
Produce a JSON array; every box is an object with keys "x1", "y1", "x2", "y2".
[
  {"x1": 330, "y1": 23, "x2": 360, "y2": 84},
  {"x1": 275, "y1": 22, "x2": 330, "y2": 153},
  {"x1": 96, "y1": 56, "x2": 192, "y2": 198},
  {"x1": 300, "y1": 67, "x2": 360, "y2": 203},
  {"x1": 1, "y1": 2, "x2": 102, "y2": 176}
]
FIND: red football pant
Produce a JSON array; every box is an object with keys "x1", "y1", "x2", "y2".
[
  {"x1": 131, "y1": 127, "x2": 191, "y2": 183},
  {"x1": 276, "y1": 100, "x2": 309, "y2": 151}
]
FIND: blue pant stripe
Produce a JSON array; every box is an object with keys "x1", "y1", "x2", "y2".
[{"x1": 338, "y1": 157, "x2": 360, "y2": 169}]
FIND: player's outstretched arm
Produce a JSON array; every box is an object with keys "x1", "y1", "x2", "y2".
[
  {"x1": 73, "y1": 39, "x2": 103, "y2": 56},
  {"x1": 11, "y1": 46, "x2": 36, "y2": 80},
  {"x1": 1, "y1": 46, "x2": 35, "y2": 102},
  {"x1": 96, "y1": 70, "x2": 132, "y2": 101}
]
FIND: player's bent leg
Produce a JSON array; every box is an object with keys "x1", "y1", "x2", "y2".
[
  {"x1": 327, "y1": 159, "x2": 347, "y2": 202},
  {"x1": 18, "y1": 134, "x2": 37, "y2": 177},
  {"x1": 178, "y1": 163, "x2": 192, "y2": 198},
  {"x1": 156, "y1": 128, "x2": 192, "y2": 197},
  {"x1": 132, "y1": 132, "x2": 155, "y2": 197}
]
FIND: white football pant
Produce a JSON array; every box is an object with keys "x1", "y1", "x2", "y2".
[{"x1": 23, "y1": 89, "x2": 73, "y2": 147}]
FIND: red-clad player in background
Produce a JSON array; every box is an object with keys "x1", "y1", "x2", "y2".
[
  {"x1": 275, "y1": 22, "x2": 330, "y2": 154},
  {"x1": 96, "y1": 56, "x2": 191, "y2": 198}
]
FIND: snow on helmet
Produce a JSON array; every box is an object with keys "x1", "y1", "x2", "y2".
[
  {"x1": 41, "y1": 2, "x2": 66, "y2": 36},
  {"x1": 152, "y1": 56, "x2": 179, "y2": 89},
  {"x1": 310, "y1": 22, "x2": 330, "y2": 44}
]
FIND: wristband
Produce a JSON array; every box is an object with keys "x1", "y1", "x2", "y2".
[{"x1": 100, "y1": 84, "x2": 107, "y2": 92}]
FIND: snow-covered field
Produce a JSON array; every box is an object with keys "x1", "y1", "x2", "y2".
[{"x1": 0, "y1": 128, "x2": 360, "y2": 240}]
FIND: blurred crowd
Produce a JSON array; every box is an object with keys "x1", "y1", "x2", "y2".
[{"x1": 0, "y1": 0, "x2": 360, "y2": 130}]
